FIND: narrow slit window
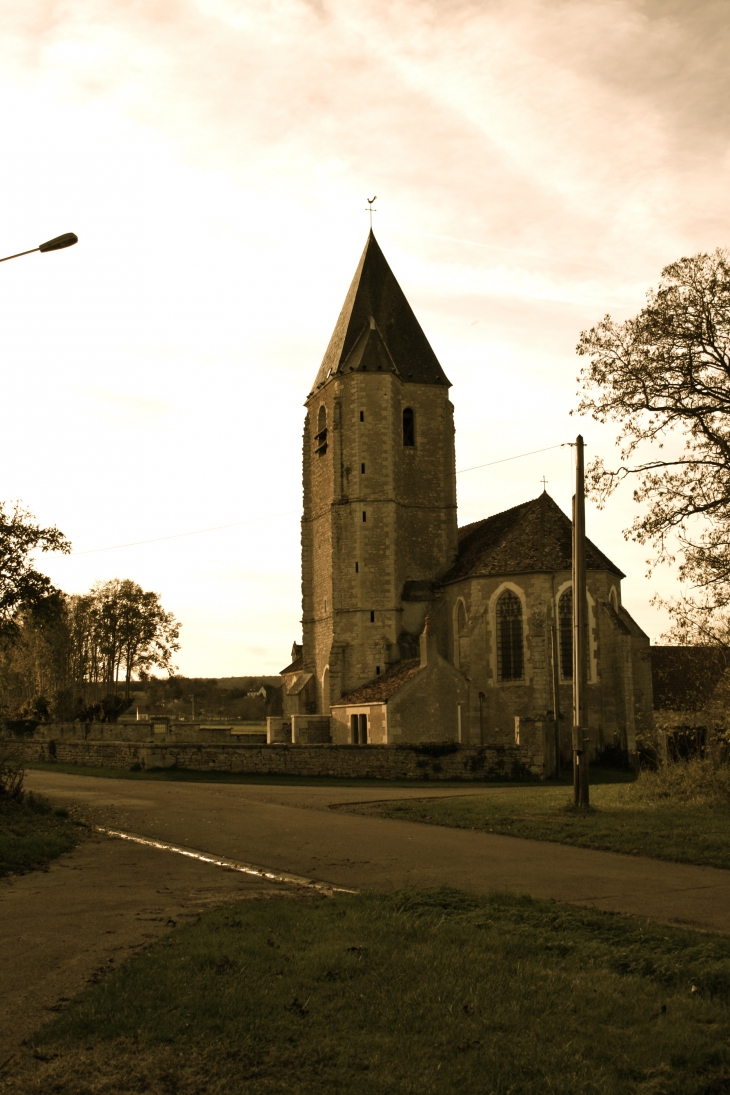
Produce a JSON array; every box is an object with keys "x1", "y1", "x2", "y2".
[
  {"x1": 314, "y1": 405, "x2": 328, "y2": 456},
  {"x1": 362, "y1": 511, "x2": 367, "y2": 522},
  {"x1": 496, "y1": 590, "x2": 523, "y2": 682},
  {"x1": 376, "y1": 666, "x2": 381, "y2": 675},
  {"x1": 370, "y1": 611, "x2": 375, "y2": 622},
  {"x1": 361, "y1": 463, "x2": 365, "y2": 474},
  {"x1": 360, "y1": 411, "x2": 364, "y2": 422},
  {"x1": 403, "y1": 407, "x2": 415, "y2": 446},
  {"x1": 355, "y1": 562, "x2": 359, "y2": 573}
]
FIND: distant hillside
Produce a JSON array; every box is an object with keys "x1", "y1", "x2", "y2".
[{"x1": 125, "y1": 674, "x2": 283, "y2": 720}]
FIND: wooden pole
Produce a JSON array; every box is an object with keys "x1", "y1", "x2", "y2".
[
  {"x1": 572, "y1": 435, "x2": 590, "y2": 808},
  {"x1": 550, "y1": 621, "x2": 561, "y2": 779}
]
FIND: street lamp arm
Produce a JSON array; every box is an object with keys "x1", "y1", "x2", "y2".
[
  {"x1": 0, "y1": 232, "x2": 78, "y2": 263},
  {"x1": 0, "y1": 247, "x2": 40, "y2": 264}
]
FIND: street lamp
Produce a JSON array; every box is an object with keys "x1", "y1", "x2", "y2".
[{"x1": 0, "y1": 233, "x2": 78, "y2": 264}]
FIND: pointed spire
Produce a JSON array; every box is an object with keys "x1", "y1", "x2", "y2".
[{"x1": 309, "y1": 232, "x2": 450, "y2": 394}]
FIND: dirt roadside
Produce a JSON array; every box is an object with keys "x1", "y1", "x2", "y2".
[{"x1": 0, "y1": 828, "x2": 306, "y2": 1068}]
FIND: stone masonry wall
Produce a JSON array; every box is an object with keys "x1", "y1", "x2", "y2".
[{"x1": 9, "y1": 736, "x2": 541, "y2": 780}]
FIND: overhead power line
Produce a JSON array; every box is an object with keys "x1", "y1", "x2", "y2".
[
  {"x1": 70, "y1": 442, "x2": 568, "y2": 556},
  {"x1": 456, "y1": 442, "x2": 568, "y2": 475},
  {"x1": 71, "y1": 510, "x2": 299, "y2": 556}
]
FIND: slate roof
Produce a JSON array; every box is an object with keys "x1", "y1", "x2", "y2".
[
  {"x1": 442, "y1": 492, "x2": 624, "y2": 582},
  {"x1": 332, "y1": 658, "x2": 422, "y2": 706},
  {"x1": 309, "y1": 232, "x2": 450, "y2": 395},
  {"x1": 280, "y1": 655, "x2": 303, "y2": 675},
  {"x1": 651, "y1": 646, "x2": 730, "y2": 711}
]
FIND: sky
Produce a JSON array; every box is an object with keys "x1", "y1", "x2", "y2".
[{"x1": 0, "y1": 0, "x2": 728, "y2": 676}]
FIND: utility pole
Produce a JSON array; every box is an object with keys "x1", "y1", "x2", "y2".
[
  {"x1": 550, "y1": 620, "x2": 561, "y2": 779},
  {"x1": 572, "y1": 435, "x2": 590, "y2": 808}
]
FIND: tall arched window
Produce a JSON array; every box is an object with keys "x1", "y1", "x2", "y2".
[
  {"x1": 315, "y1": 405, "x2": 327, "y2": 456},
  {"x1": 496, "y1": 590, "x2": 523, "y2": 681},
  {"x1": 454, "y1": 600, "x2": 469, "y2": 671},
  {"x1": 321, "y1": 667, "x2": 330, "y2": 714},
  {"x1": 558, "y1": 588, "x2": 573, "y2": 679},
  {"x1": 402, "y1": 407, "x2": 415, "y2": 446}
]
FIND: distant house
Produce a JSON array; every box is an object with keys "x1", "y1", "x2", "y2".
[{"x1": 246, "y1": 686, "x2": 268, "y2": 701}]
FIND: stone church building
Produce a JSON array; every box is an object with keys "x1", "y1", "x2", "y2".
[{"x1": 276, "y1": 232, "x2": 652, "y2": 760}]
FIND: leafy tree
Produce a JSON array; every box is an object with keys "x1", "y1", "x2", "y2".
[
  {"x1": 0, "y1": 503, "x2": 69, "y2": 645},
  {"x1": 89, "y1": 579, "x2": 181, "y2": 699},
  {"x1": 575, "y1": 248, "x2": 730, "y2": 644},
  {"x1": 0, "y1": 580, "x2": 181, "y2": 720}
]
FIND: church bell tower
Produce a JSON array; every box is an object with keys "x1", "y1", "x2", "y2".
[{"x1": 301, "y1": 232, "x2": 458, "y2": 712}]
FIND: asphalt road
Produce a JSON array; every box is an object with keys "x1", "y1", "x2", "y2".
[{"x1": 24, "y1": 770, "x2": 730, "y2": 930}]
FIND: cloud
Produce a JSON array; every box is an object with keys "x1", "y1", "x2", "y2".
[{"x1": 0, "y1": 0, "x2": 726, "y2": 666}]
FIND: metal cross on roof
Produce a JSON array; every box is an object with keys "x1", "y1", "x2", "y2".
[
  {"x1": 541, "y1": 476, "x2": 548, "y2": 492},
  {"x1": 365, "y1": 196, "x2": 377, "y2": 229}
]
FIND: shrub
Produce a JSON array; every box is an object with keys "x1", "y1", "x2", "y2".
[
  {"x1": 0, "y1": 743, "x2": 25, "y2": 800},
  {"x1": 631, "y1": 756, "x2": 730, "y2": 805}
]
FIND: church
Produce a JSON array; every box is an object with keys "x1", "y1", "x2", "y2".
[{"x1": 276, "y1": 232, "x2": 652, "y2": 762}]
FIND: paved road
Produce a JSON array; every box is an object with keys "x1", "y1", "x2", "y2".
[{"x1": 24, "y1": 769, "x2": 730, "y2": 933}]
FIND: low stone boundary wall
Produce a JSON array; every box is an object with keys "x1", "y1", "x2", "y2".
[{"x1": 7, "y1": 738, "x2": 540, "y2": 781}]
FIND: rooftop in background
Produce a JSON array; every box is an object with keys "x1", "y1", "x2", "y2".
[
  {"x1": 335, "y1": 658, "x2": 422, "y2": 706},
  {"x1": 443, "y1": 492, "x2": 624, "y2": 583},
  {"x1": 309, "y1": 231, "x2": 451, "y2": 396}
]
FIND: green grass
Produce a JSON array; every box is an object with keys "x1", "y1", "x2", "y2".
[
  {"x1": 8, "y1": 889, "x2": 730, "y2": 1094},
  {"x1": 24, "y1": 758, "x2": 634, "y2": 789},
  {"x1": 0, "y1": 792, "x2": 84, "y2": 877},
  {"x1": 22, "y1": 759, "x2": 517, "y2": 789},
  {"x1": 346, "y1": 762, "x2": 730, "y2": 871}
]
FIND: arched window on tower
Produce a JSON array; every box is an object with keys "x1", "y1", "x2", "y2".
[
  {"x1": 558, "y1": 588, "x2": 573, "y2": 679},
  {"x1": 402, "y1": 407, "x2": 415, "y2": 446},
  {"x1": 496, "y1": 590, "x2": 523, "y2": 681},
  {"x1": 315, "y1": 405, "x2": 327, "y2": 456},
  {"x1": 454, "y1": 600, "x2": 469, "y2": 672}
]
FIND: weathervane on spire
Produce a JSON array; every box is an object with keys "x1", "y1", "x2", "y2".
[{"x1": 365, "y1": 196, "x2": 377, "y2": 230}]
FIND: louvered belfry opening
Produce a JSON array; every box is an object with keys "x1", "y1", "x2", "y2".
[
  {"x1": 496, "y1": 590, "x2": 523, "y2": 682},
  {"x1": 314, "y1": 404, "x2": 327, "y2": 456}
]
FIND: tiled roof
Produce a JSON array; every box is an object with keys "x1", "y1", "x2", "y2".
[
  {"x1": 442, "y1": 492, "x2": 624, "y2": 582},
  {"x1": 309, "y1": 232, "x2": 450, "y2": 395},
  {"x1": 333, "y1": 658, "x2": 422, "y2": 706},
  {"x1": 651, "y1": 646, "x2": 730, "y2": 711},
  {"x1": 280, "y1": 655, "x2": 303, "y2": 675}
]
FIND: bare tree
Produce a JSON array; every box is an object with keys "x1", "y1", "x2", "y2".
[{"x1": 575, "y1": 248, "x2": 730, "y2": 643}]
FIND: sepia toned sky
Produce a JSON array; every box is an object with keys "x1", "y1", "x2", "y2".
[{"x1": 1, "y1": 0, "x2": 728, "y2": 675}]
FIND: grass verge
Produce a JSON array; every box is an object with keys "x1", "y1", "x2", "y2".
[
  {"x1": 345, "y1": 761, "x2": 730, "y2": 871},
  {"x1": 0, "y1": 791, "x2": 84, "y2": 877},
  {"x1": 5, "y1": 888, "x2": 730, "y2": 1094},
  {"x1": 23, "y1": 758, "x2": 634, "y2": 788}
]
